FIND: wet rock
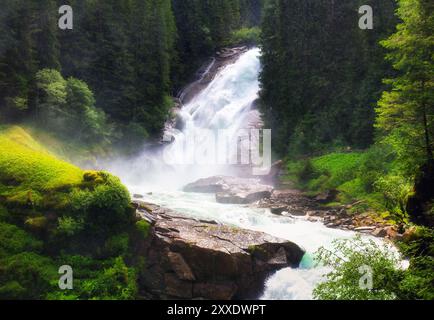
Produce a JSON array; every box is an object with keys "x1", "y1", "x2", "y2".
[
  {"x1": 385, "y1": 226, "x2": 402, "y2": 240},
  {"x1": 216, "y1": 187, "x2": 272, "y2": 204},
  {"x1": 270, "y1": 206, "x2": 288, "y2": 216},
  {"x1": 165, "y1": 273, "x2": 193, "y2": 299},
  {"x1": 403, "y1": 226, "x2": 419, "y2": 242},
  {"x1": 137, "y1": 204, "x2": 305, "y2": 300},
  {"x1": 372, "y1": 228, "x2": 388, "y2": 238},
  {"x1": 193, "y1": 282, "x2": 238, "y2": 300},
  {"x1": 354, "y1": 226, "x2": 376, "y2": 232},
  {"x1": 168, "y1": 252, "x2": 196, "y2": 281},
  {"x1": 314, "y1": 190, "x2": 339, "y2": 204},
  {"x1": 184, "y1": 176, "x2": 230, "y2": 193},
  {"x1": 184, "y1": 176, "x2": 273, "y2": 204}
]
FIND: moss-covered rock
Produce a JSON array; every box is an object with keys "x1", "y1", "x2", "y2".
[
  {"x1": 0, "y1": 126, "x2": 140, "y2": 300},
  {"x1": 0, "y1": 126, "x2": 133, "y2": 241}
]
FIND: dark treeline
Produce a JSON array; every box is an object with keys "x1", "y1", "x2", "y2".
[
  {"x1": 259, "y1": 0, "x2": 433, "y2": 300},
  {"x1": 260, "y1": 0, "x2": 398, "y2": 156},
  {"x1": 0, "y1": 0, "x2": 263, "y2": 148}
]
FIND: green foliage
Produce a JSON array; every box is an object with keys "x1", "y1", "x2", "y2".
[
  {"x1": 376, "y1": 0, "x2": 434, "y2": 170},
  {"x1": 230, "y1": 27, "x2": 261, "y2": 45},
  {"x1": 36, "y1": 69, "x2": 113, "y2": 146},
  {"x1": 0, "y1": 127, "x2": 141, "y2": 300},
  {"x1": 314, "y1": 230, "x2": 434, "y2": 300},
  {"x1": 0, "y1": 127, "x2": 84, "y2": 199},
  {"x1": 260, "y1": 0, "x2": 397, "y2": 156},
  {"x1": 313, "y1": 236, "x2": 401, "y2": 300},
  {"x1": 0, "y1": 127, "x2": 133, "y2": 235},
  {"x1": 69, "y1": 173, "x2": 132, "y2": 236},
  {"x1": 104, "y1": 233, "x2": 130, "y2": 258},
  {"x1": 57, "y1": 216, "x2": 85, "y2": 237},
  {"x1": 0, "y1": 222, "x2": 42, "y2": 258},
  {"x1": 397, "y1": 226, "x2": 434, "y2": 300},
  {"x1": 136, "y1": 220, "x2": 151, "y2": 239},
  {"x1": 0, "y1": 252, "x2": 57, "y2": 300},
  {"x1": 80, "y1": 257, "x2": 138, "y2": 300},
  {"x1": 288, "y1": 152, "x2": 364, "y2": 193},
  {"x1": 284, "y1": 146, "x2": 416, "y2": 221},
  {"x1": 374, "y1": 175, "x2": 413, "y2": 224}
]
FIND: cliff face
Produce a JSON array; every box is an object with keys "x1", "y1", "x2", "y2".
[{"x1": 133, "y1": 202, "x2": 305, "y2": 300}]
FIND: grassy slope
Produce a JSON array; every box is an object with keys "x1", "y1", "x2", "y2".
[
  {"x1": 0, "y1": 126, "x2": 145, "y2": 300},
  {"x1": 283, "y1": 150, "x2": 406, "y2": 220},
  {"x1": 0, "y1": 126, "x2": 84, "y2": 201}
]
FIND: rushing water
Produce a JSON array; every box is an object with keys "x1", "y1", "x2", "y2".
[{"x1": 109, "y1": 48, "x2": 394, "y2": 300}]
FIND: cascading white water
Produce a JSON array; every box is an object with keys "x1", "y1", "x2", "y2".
[
  {"x1": 110, "y1": 48, "x2": 262, "y2": 190},
  {"x1": 108, "y1": 48, "x2": 397, "y2": 300}
]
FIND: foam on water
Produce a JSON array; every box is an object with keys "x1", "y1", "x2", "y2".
[{"x1": 108, "y1": 49, "x2": 398, "y2": 300}]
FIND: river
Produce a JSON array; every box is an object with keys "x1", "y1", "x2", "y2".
[{"x1": 107, "y1": 48, "x2": 390, "y2": 300}]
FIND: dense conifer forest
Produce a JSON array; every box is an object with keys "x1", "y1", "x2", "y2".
[{"x1": 0, "y1": 0, "x2": 432, "y2": 301}]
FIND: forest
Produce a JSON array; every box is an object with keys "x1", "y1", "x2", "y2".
[
  {"x1": 0, "y1": 0, "x2": 262, "y2": 151},
  {"x1": 0, "y1": 0, "x2": 433, "y2": 301}
]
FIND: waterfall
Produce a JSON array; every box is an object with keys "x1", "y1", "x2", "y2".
[
  {"x1": 111, "y1": 48, "x2": 263, "y2": 190},
  {"x1": 106, "y1": 48, "x2": 396, "y2": 300}
]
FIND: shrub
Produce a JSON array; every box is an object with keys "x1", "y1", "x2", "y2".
[
  {"x1": 69, "y1": 174, "x2": 132, "y2": 236},
  {"x1": 358, "y1": 145, "x2": 395, "y2": 192},
  {"x1": 0, "y1": 222, "x2": 42, "y2": 258},
  {"x1": 313, "y1": 236, "x2": 401, "y2": 300},
  {"x1": 36, "y1": 69, "x2": 113, "y2": 145},
  {"x1": 0, "y1": 205, "x2": 10, "y2": 221},
  {"x1": 230, "y1": 27, "x2": 261, "y2": 45},
  {"x1": 0, "y1": 252, "x2": 57, "y2": 300},
  {"x1": 397, "y1": 227, "x2": 434, "y2": 300},
  {"x1": 81, "y1": 257, "x2": 137, "y2": 300},
  {"x1": 136, "y1": 220, "x2": 151, "y2": 238},
  {"x1": 104, "y1": 233, "x2": 130, "y2": 257},
  {"x1": 374, "y1": 175, "x2": 413, "y2": 224},
  {"x1": 57, "y1": 216, "x2": 85, "y2": 237}
]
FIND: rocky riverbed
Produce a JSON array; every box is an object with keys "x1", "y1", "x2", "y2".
[
  {"x1": 133, "y1": 201, "x2": 305, "y2": 300},
  {"x1": 255, "y1": 189, "x2": 404, "y2": 241},
  {"x1": 183, "y1": 175, "x2": 404, "y2": 241}
]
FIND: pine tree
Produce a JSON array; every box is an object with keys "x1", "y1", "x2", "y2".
[{"x1": 376, "y1": 0, "x2": 434, "y2": 170}]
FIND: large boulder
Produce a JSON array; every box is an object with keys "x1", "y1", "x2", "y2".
[
  {"x1": 184, "y1": 176, "x2": 273, "y2": 204},
  {"x1": 135, "y1": 202, "x2": 305, "y2": 300}
]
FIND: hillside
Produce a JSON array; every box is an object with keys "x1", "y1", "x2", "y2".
[{"x1": 0, "y1": 126, "x2": 145, "y2": 300}]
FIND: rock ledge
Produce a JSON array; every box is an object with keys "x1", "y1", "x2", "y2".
[{"x1": 135, "y1": 202, "x2": 304, "y2": 300}]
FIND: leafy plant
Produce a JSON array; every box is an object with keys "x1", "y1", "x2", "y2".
[{"x1": 313, "y1": 236, "x2": 401, "y2": 300}]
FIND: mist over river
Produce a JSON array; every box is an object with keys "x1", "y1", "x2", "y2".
[{"x1": 107, "y1": 48, "x2": 395, "y2": 300}]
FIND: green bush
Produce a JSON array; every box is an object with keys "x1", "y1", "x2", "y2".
[
  {"x1": 374, "y1": 175, "x2": 413, "y2": 224},
  {"x1": 80, "y1": 257, "x2": 137, "y2": 300},
  {"x1": 0, "y1": 252, "x2": 57, "y2": 300},
  {"x1": 0, "y1": 222, "x2": 42, "y2": 258},
  {"x1": 0, "y1": 126, "x2": 142, "y2": 300},
  {"x1": 36, "y1": 69, "x2": 113, "y2": 145},
  {"x1": 57, "y1": 216, "x2": 85, "y2": 237},
  {"x1": 313, "y1": 236, "x2": 401, "y2": 300},
  {"x1": 136, "y1": 220, "x2": 151, "y2": 238},
  {"x1": 397, "y1": 227, "x2": 434, "y2": 300},
  {"x1": 104, "y1": 233, "x2": 130, "y2": 257},
  {"x1": 0, "y1": 205, "x2": 10, "y2": 221},
  {"x1": 69, "y1": 173, "x2": 132, "y2": 236},
  {"x1": 230, "y1": 27, "x2": 261, "y2": 45}
]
